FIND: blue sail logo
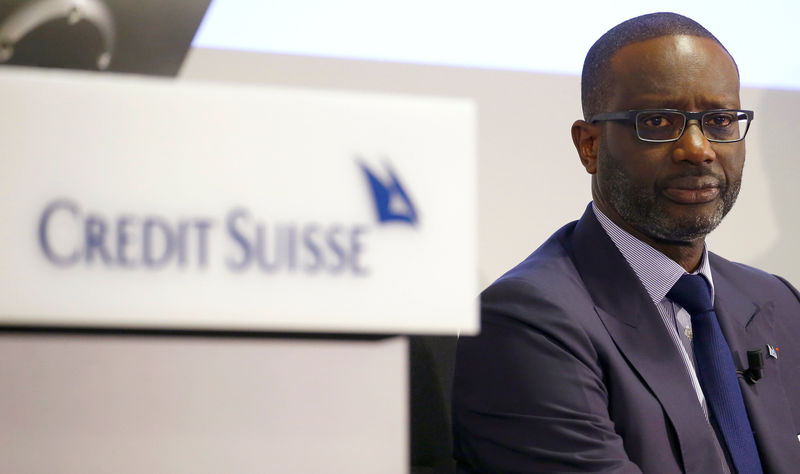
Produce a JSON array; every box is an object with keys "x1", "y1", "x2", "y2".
[{"x1": 359, "y1": 160, "x2": 418, "y2": 226}]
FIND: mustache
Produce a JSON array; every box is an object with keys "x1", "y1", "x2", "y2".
[{"x1": 661, "y1": 170, "x2": 725, "y2": 189}]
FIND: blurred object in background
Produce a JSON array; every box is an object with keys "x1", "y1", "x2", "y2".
[{"x1": 0, "y1": 0, "x2": 211, "y2": 76}]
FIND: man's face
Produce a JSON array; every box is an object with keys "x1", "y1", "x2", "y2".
[{"x1": 592, "y1": 35, "x2": 745, "y2": 243}]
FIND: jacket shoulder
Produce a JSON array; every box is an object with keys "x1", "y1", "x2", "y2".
[
  {"x1": 490, "y1": 220, "x2": 580, "y2": 290},
  {"x1": 709, "y1": 252, "x2": 800, "y2": 303},
  {"x1": 481, "y1": 220, "x2": 598, "y2": 331}
]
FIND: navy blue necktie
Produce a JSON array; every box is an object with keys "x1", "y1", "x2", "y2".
[{"x1": 668, "y1": 274, "x2": 763, "y2": 474}]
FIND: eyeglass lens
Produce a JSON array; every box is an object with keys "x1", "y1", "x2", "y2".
[{"x1": 635, "y1": 111, "x2": 748, "y2": 142}]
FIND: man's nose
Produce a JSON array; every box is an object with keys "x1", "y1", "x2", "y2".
[{"x1": 673, "y1": 120, "x2": 716, "y2": 164}]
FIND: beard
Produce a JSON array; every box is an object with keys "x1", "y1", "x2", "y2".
[{"x1": 597, "y1": 140, "x2": 742, "y2": 243}]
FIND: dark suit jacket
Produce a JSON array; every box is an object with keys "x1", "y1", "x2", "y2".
[{"x1": 453, "y1": 205, "x2": 800, "y2": 473}]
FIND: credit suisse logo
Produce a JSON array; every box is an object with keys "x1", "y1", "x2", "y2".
[
  {"x1": 37, "y1": 158, "x2": 418, "y2": 276},
  {"x1": 359, "y1": 159, "x2": 418, "y2": 226}
]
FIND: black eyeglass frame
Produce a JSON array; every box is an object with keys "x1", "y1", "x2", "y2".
[{"x1": 588, "y1": 109, "x2": 755, "y2": 143}]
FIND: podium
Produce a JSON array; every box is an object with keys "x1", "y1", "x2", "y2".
[{"x1": 0, "y1": 67, "x2": 476, "y2": 473}]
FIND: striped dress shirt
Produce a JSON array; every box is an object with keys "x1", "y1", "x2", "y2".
[{"x1": 592, "y1": 202, "x2": 710, "y2": 416}]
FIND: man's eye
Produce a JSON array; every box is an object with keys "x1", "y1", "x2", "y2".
[
  {"x1": 640, "y1": 115, "x2": 672, "y2": 128},
  {"x1": 705, "y1": 113, "x2": 734, "y2": 127}
]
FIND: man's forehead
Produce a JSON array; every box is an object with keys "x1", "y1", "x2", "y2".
[
  {"x1": 607, "y1": 35, "x2": 739, "y2": 101},
  {"x1": 609, "y1": 34, "x2": 736, "y2": 77}
]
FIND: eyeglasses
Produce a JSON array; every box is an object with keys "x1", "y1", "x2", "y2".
[{"x1": 589, "y1": 109, "x2": 754, "y2": 143}]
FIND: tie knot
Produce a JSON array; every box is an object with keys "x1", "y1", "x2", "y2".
[{"x1": 667, "y1": 274, "x2": 713, "y2": 316}]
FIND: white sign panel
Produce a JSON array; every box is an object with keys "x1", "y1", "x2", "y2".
[{"x1": 0, "y1": 68, "x2": 477, "y2": 334}]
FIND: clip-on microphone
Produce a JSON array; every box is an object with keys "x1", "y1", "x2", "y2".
[{"x1": 742, "y1": 349, "x2": 764, "y2": 384}]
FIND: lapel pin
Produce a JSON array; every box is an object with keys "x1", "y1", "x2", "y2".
[
  {"x1": 684, "y1": 327, "x2": 693, "y2": 341},
  {"x1": 767, "y1": 344, "x2": 779, "y2": 359}
]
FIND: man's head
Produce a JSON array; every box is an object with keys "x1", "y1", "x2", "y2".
[
  {"x1": 572, "y1": 13, "x2": 746, "y2": 248},
  {"x1": 581, "y1": 13, "x2": 736, "y2": 121}
]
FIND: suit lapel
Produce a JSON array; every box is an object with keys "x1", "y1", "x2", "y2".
[
  {"x1": 711, "y1": 260, "x2": 800, "y2": 472},
  {"x1": 565, "y1": 206, "x2": 722, "y2": 473},
  {"x1": 711, "y1": 266, "x2": 760, "y2": 333}
]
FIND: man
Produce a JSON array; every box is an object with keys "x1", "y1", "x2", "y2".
[{"x1": 452, "y1": 12, "x2": 800, "y2": 473}]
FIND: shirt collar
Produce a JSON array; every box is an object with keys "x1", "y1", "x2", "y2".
[{"x1": 591, "y1": 202, "x2": 715, "y2": 305}]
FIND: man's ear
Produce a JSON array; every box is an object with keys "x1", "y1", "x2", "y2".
[{"x1": 571, "y1": 120, "x2": 600, "y2": 174}]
